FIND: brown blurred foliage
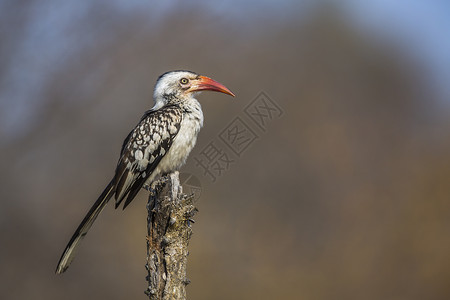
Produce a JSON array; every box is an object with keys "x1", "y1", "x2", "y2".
[{"x1": 1, "y1": 2, "x2": 450, "y2": 300}]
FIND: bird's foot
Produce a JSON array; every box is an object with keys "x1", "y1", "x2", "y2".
[
  {"x1": 142, "y1": 184, "x2": 159, "y2": 198},
  {"x1": 187, "y1": 218, "x2": 195, "y2": 227},
  {"x1": 142, "y1": 183, "x2": 152, "y2": 192}
]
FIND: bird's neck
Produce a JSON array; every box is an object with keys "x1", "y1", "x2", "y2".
[
  {"x1": 179, "y1": 97, "x2": 204, "y2": 127},
  {"x1": 153, "y1": 94, "x2": 204, "y2": 126}
]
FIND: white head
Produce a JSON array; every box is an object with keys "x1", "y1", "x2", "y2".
[{"x1": 152, "y1": 70, "x2": 234, "y2": 110}]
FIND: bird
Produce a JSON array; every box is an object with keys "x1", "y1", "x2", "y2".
[{"x1": 55, "y1": 70, "x2": 234, "y2": 274}]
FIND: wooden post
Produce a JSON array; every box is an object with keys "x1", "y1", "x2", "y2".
[{"x1": 145, "y1": 172, "x2": 197, "y2": 300}]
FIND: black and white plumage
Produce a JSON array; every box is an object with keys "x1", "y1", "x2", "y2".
[{"x1": 56, "y1": 70, "x2": 234, "y2": 274}]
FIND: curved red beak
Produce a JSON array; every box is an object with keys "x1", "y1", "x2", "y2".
[{"x1": 190, "y1": 75, "x2": 235, "y2": 97}]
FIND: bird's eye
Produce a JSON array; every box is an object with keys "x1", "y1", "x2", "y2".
[{"x1": 180, "y1": 78, "x2": 189, "y2": 85}]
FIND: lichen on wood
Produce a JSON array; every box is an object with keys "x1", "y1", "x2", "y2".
[{"x1": 145, "y1": 172, "x2": 197, "y2": 300}]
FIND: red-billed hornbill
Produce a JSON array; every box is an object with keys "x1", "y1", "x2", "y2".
[{"x1": 55, "y1": 70, "x2": 234, "y2": 274}]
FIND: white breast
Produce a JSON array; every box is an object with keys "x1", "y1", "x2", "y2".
[{"x1": 145, "y1": 99, "x2": 203, "y2": 184}]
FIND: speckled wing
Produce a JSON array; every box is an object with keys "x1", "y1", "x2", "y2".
[{"x1": 113, "y1": 106, "x2": 182, "y2": 209}]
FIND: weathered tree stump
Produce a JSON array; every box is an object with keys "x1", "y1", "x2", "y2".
[{"x1": 145, "y1": 172, "x2": 197, "y2": 300}]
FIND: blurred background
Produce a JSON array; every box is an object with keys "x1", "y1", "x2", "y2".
[{"x1": 1, "y1": 0, "x2": 450, "y2": 299}]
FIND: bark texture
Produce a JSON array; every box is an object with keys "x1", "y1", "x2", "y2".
[{"x1": 145, "y1": 172, "x2": 197, "y2": 300}]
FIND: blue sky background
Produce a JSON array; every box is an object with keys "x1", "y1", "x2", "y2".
[{"x1": 1, "y1": 0, "x2": 450, "y2": 139}]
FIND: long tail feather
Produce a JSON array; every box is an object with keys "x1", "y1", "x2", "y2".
[{"x1": 55, "y1": 181, "x2": 115, "y2": 274}]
